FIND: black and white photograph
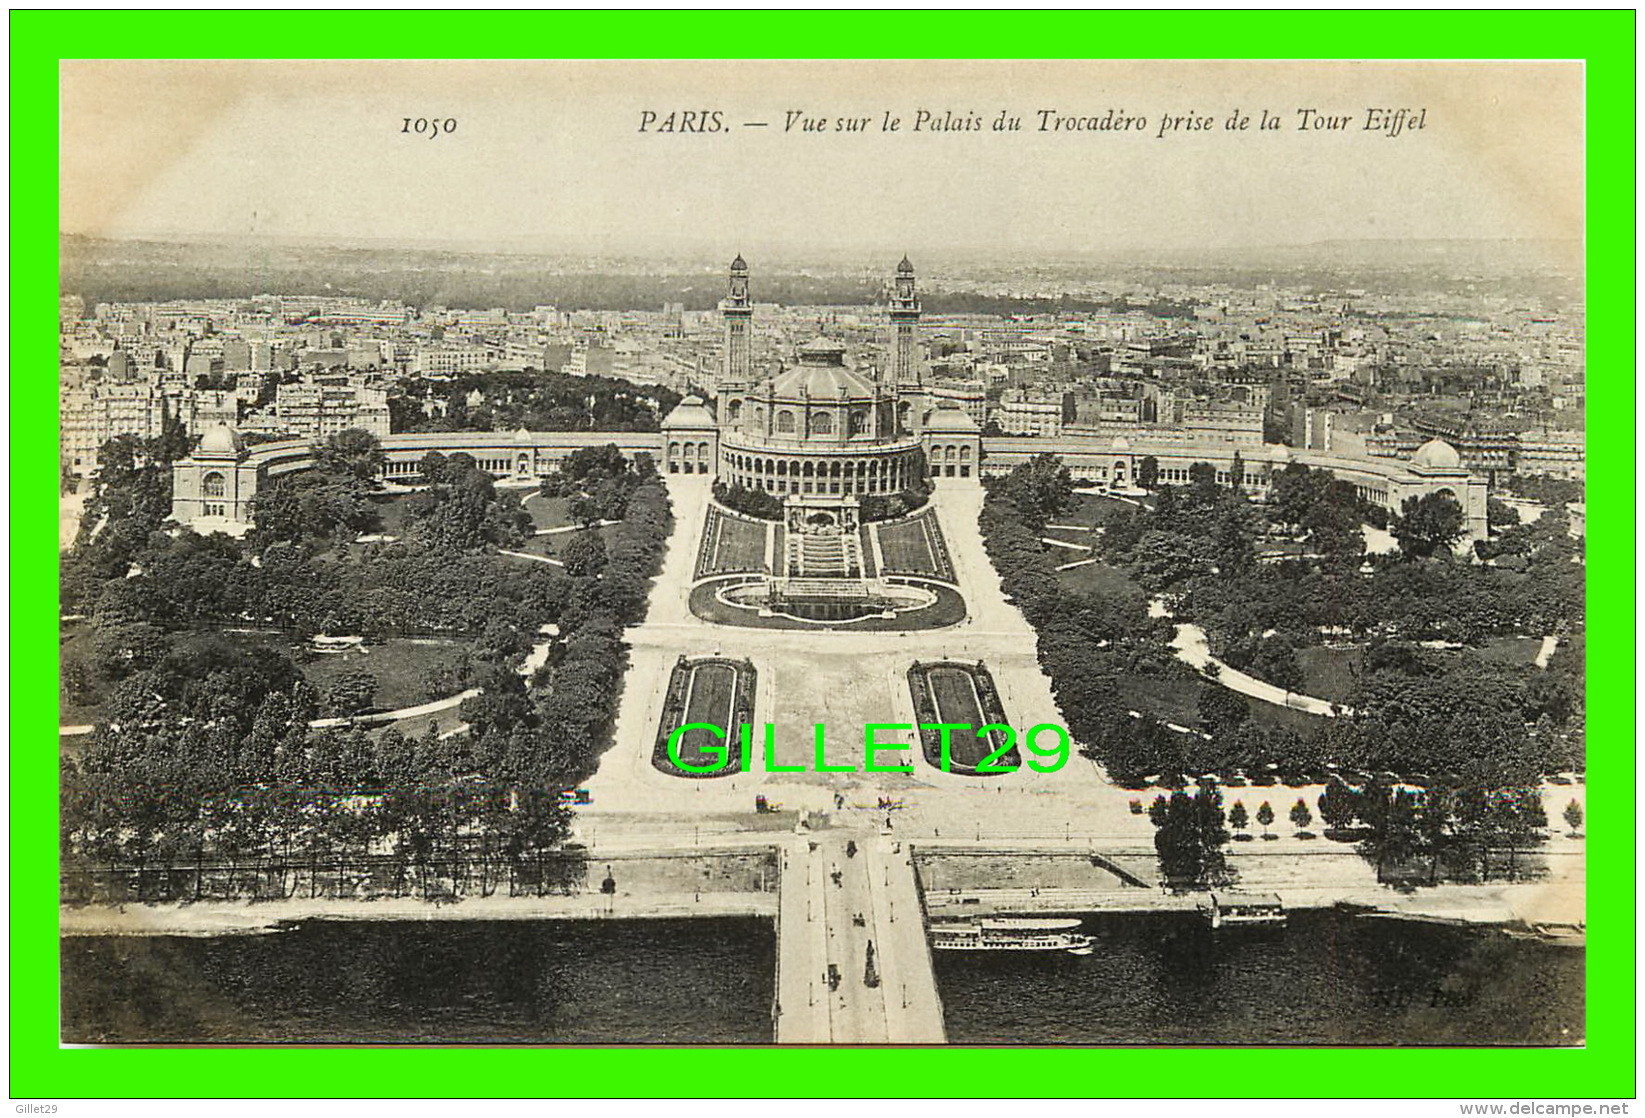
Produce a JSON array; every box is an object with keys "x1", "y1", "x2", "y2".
[{"x1": 57, "y1": 59, "x2": 1586, "y2": 1048}]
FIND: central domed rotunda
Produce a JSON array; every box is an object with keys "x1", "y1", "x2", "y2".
[{"x1": 716, "y1": 331, "x2": 924, "y2": 501}]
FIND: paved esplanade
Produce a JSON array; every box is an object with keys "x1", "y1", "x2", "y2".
[{"x1": 578, "y1": 476, "x2": 1130, "y2": 1044}]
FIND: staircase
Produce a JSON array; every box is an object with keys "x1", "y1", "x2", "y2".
[{"x1": 785, "y1": 530, "x2": 863, "y2": 578}]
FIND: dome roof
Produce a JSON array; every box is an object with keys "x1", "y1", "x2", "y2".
[
  {"x1": 925, "y1": 401, "x2": 978, "y2": 432},
  {"x1": 897, "y1": 255, "x2": 915, "y2": 274},
  {"x1": 770, "y1": 362, "x2": 878, "y2": 399},
  {"x1": 198, "y1": 424, "x2": 243, "y2": 456},
  {"x1": 1111, "y1": 435, "x2": 1132, "y2": 451},
  {"x1": 796, "y1": 335, "x2": 847, "y2": 360},
  {"x1": 1269, "y1": 443, "x2": 1292, "y2": 462},
  {"x1": 769, "y1": 337, "x2": 877, "y2": 399},
  {"x1": 661, "y1": 394, "x2": 716, "y2": 429},
  {"x1": 1411, "y1": 438, "x2": 1462, "y2": 470},
  {"x1": 731, "y1": 253, "x2": 747, "y2": 271}
]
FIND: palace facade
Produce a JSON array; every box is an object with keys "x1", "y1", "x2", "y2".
[
  {"x1": 169, "y1": 256, "x2": 1486, "y2": 540},
  {"x1": 658, "y1": 256, "x2": 981, "y2": 500}
]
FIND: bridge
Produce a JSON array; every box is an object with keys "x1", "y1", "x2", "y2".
[{"x1": 774, "y1": 829, "x2": 946, "y2": 1045}]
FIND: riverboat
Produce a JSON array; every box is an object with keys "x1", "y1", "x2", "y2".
[
  {"x1": 930, "y1": 917, "x2": 1094, "y2": 954},
  {"x1": 1202, "y1": 893, "x2": 1287, "y2": 929}
]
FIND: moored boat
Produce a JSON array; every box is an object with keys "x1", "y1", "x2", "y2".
[
  {"x1": 1201, "y1": 893, "x2": 1287, "y2": 929},
  {"x1": 930, "y1": 917, "x2": 1094, "y2": 954}
]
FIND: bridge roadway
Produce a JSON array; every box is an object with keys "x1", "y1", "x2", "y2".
[{"x1": 775, "y1": 829, "x2": 946, "y2": 1045}]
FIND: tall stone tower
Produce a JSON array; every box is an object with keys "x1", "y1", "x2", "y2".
[
  {"x1": 888, "y1": 255, "x2": 928, "y2": 435},
  {"x1": 721, "y1": 253, "x2": 752, "y2": 384},
  {"x1": 888, "y1": 255, "x2": 922, "y2": 386}
]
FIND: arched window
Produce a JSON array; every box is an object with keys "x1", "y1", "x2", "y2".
[
  {"x1": 727, "y1": 399, "x2": 742, "y2": 422},
  {"x1": 850, "y1": 409, "x2": 868, "y2": 436},
  {"x1": 202, "y1": 471, "x2": 227, "y2": 499},
  {"x1": 811, "y1": 412, "x2": 833, "y2": 435},
  {"x1": 776, "y1": 410, "x2": 796, "y2": 433}
]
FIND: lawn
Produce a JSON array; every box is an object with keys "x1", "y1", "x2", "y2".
[
  {"x1": 912, "y1": 662, "x2": 1016, "y2": 771},
  {"x1": 364, "y1": 492, "x2": 425, "y2": 538},
  {"x1": 59, "y1": 629, "x2": 472, "y2": 727},
  {"x1": 677, "y1": 662, "x2": 738, "y2": 765},
  {"x1": 1055, "y1": 559, "x2": 1142, "y2": 598},
  {"x1": 928, "y1": 665, "x2": 987, "y2": 730},
  {"x1": 1113, "y1": 669, "x2": 1324, "y2": 738},
  {"x1": 875, "y1": 511, "x2": 954, "y2": 581},
  {"x1": 1476, "y1": 635, "x2": 1547, "y2": 666},
  {"x1": 655, "y1": 659, "x2": 754, "y2": 776},
  {"x1": 298, "y1": 637, "x2": 470, "y2": 712},
  {"x1": 1296, "y1": 645, "x2": 1364, "y2": 705},
  {"x1": 696, "y1": 507, "x2": 769, "y2": 578},
  {"x1": 520, "y1": 522, "x2": 617, "y2": 560},
  {"x1": 1064, "y1": 491, "x2": 1144, "y2": 527},
  {"x1": 689, "y1": 578, "x2": 967, "y2": 631},
  {"x1": 521, "y1": 492, "x2": 577, "y2": 533}
]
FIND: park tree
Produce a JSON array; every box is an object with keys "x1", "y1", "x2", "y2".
[
  {"x1": 999, "y1": 454, "x2": 1073, "y2": 531},
  {"x1": 1416, "y1": 782, "x2": 1456, "y2": 885},
  {"x1": 1563, "y1": 799, "x2": 1583, "y2": 835},
  {"x1": 1491, "y1": 786, "x2": 1548, "y2": 881},
  {"x1": 1255, "y1": 801, "x2": 1275, "y2": 837},
  {"x1": 1137, "y1": 455, "x2": 1159, "y2": 490},
  {"x1": 1198, "y1": 685, "x2": 1251, "y2": 737},
  {"x1": 1228, "y1": 800, "x2": 1249, "y2": 832},
  {"x1": 250, "y1": 470, "x2": 377, "y2": 546},
  {"x1": 1249, "y1": 634, "x2": 1306, "y2": 694},
  {"x1": 410, "y1": 456, "x2": 532, "y2": 551},
  {"x1": 324, "y1": 668, "x2": 377, "y2": 717},
  {"x1": 420, "y1": 450, "x2": 450, "y2": 485},
  {"x1": 1392, "y1": 492, "x2": 1466, "y2": 560},
  {"x1": 560, "y1": 530, "x2": 609, "y2": 578},
  {"x1": 1211, "y1": 508, "x2": 1256, "y2": 574},
  {"x1": 1486, "y1": 497, "x2": 1521, "y2": 532},
  {"x1": 1153, "y1": 788, "x2": 1232, "y2": 888},
  {"x1": 314, "y1": 429, "x2": 386, "y2": 482},
  {"x1": 1361, "y1": 785, "x2": 1422, "y2": 883},
  {"x1": 1289, "y1": 799, "x2": 1313, "y2": 831},
  {"x1": 1188, "y1": 461, "x2": 1219, "y2": 491}
]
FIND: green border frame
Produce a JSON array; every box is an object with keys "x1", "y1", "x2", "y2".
[{"x1": 12, "y1": 11, "x2": 1635, "y2": 1100}]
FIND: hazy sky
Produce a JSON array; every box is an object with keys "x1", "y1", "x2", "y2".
[{"x1": 61, "y1": 60, "x2": 1584, "y2": 256}]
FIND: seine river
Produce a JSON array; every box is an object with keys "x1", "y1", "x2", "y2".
[
  {"x1": 62, "y1": 918, "x2": 776, "y2": 1045},
  {"x1": 62, "y1": 910, "x2": 1580, "y2": 1045},
  {"x1": 933, "y1": 909, "x2": 1583, "y2": 1046}
]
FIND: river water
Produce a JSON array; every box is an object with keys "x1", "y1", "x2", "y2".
[
  {"x1": 61, "y1": 909, "x2": 1580, "y2": 1045},
  {"x1": 62, "y1": 918, "x2": 775, "y2": 1045},
  {"x1": 932, "y1": 909, "x2": 1583, "y2": 1046}
]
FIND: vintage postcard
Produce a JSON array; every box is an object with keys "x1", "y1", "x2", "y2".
[{"x1": 57, "y1": 58, "x2": 1586, "y2": 1048}]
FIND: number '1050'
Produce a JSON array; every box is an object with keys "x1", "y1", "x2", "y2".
[{"x1": 403, "y1": 118, "x2": 457, "y2": 138}]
